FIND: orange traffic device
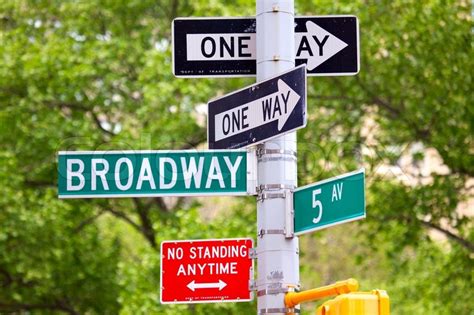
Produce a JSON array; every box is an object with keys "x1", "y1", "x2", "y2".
[
  {"x1": 316, "y1": 290, "x2": 390, "y2": 315},
  {"x1": 285, "y1": 278, "x2": 359, "y2": 308}
]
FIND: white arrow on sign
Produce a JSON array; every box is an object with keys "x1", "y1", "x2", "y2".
[
  {"x1": 214, "y1": 79, "x2": 301, "y2": 141},
  {"x1": 187, "y1": 280, "x2": 227, "y2": 291},
  {"x1": 295, "y1": 21, "x2": 348, "y2": 71},
  {"x1": 185, "y1": 21, "x2": 348, "y2": 71}
]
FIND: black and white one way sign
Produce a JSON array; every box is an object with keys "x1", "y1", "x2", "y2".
[
  {"x1": 173, "y1": 16, "x2": 359, "y2": 77},
  {"x1": 208, "y1": 65, "x2": 306, "y2": 149}
]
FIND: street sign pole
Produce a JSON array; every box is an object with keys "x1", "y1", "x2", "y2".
[{"x1": 256, "y1": 1, "x2": 300, "y2": 314}]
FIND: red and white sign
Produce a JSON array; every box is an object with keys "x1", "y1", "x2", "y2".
[{"x1": 160, "y1": 238, "x2": 253, "y2": 304}]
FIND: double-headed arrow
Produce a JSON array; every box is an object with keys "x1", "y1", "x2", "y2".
[
  {"x1": 214, "y1": 79, "x2": 300, "y2": 141},
  {"x1": 187, "y1": 280, "x2": 227, "y2": 291}
]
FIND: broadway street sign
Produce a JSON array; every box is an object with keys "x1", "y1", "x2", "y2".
[
  {"x1": 160, "y1": 238, "x2": 253, "y2": 304},
  {"x1": 172, "y1": 16, "x2": 359, "y2": 77},
  {"x1": 293, "y1": 169, "x2": 365, "y2": 235},
  {"x1": 57, "y1": 150, "x2": 256, "y2": 198},
  {"x1": 208, "y1": 65, "x2": 306, "y2": 149}
]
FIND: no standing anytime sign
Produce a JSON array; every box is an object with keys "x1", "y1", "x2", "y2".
[{"x1": 160, "y1": 238, "x2": 253, "y2": 304}]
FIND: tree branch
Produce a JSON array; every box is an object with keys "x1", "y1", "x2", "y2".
[
  {"x1": 0, "y1": 302, "x2": 58, "y2": 313},
  {"x1": 176, "y1": 130, "x2": 207, "y2": 150},
  {"x1": 45, "y1": 101, "x2": 116, "y2": 137},
  {"x1": 56, "y1": 298, "x2": 80, "y2": 315},
  {"x1": 0, "y1": 267, "x2": 12, "y2": 287},
  {"x1": 45, "y1": 101, "x2": 90, "y2": 112},
  {"x1": 24, "y1": 179, "x2": 55, "y2": 188},
  {"x1": 170, "y1": 0, "x2": 180, "y2": 20},
  {"x1": 153, "y1": 197, "x2": 169, "y2": 212},
  {"x1": 378, "y1": 214, "x2": 474, "y2": 253},
  {"x1": 0, "y1": 266, "x2": 37, "y2": 288},
  {"x1": 419, "y1": 219, "x2": 474, "y2": 252},
  {"x1": 90, "y1": 111, "x2": 116, "y2": 136},
  {"x1": 98, "y1": 205, "x2": 158, "y2": 250},
  {"x1": 73, "y1": 210, "x2": 106, "y2": 233},
  {"x1": 104, "y1": 208, "x2": 142, "y2": 233},
  {"x1": 0, "y1": 300, "x2": 79, "y2": 315},
  {"x1": 133, "y1": 198, "x2": 157, "y2": 249}
]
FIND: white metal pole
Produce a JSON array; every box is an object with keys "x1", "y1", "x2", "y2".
[{"x1": 256, "y1": 0, "x2": 299, "y2": 314}]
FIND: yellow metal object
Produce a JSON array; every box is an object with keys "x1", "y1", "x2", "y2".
[
  {"x1": 316, "y1": 290, "x2": 390, "y2": 315},
  {"x1": 285, "y1": 279, "x2": 359, "y2": 308}
]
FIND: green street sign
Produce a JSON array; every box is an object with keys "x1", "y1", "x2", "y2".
[
  {"x1": 293, "y1": 169, "x2": 365, "y2": 235},
  {"x1": 58, "y1": 150, "x2": 255, "y2": 198}
]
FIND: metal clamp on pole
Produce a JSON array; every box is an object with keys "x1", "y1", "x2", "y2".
[
  {"x1": 257, "y1": 150, "x2": 297, "y2": 163},
  {"x1": 249, "y1": 279, "x2": 258, "y2": 292},
  {"x1": 249, "y1": 248, "x2": 258, "y2": 259},
  {"x1": 256, "y1": 148, "x2": 297, "y2": 157},
  {"x1": 257, "y1": 192, "x2": 286, "y2": 202},
  {"x1": 257, "y1": 287, "x2": 292, "y2": 297},
  {"x1": 258, "y1": 229, "x2": 286, "y2": 238},
  {"x1": 258, "y1": 184, "x2": 295, "y2": 192},
  {"x1": 285, "y1": 279, "x2": 359, "y2": 308}
]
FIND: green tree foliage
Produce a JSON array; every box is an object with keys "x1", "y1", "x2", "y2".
[{"x1": 0, "y1": 0, "x2": 472, "y2": 314}]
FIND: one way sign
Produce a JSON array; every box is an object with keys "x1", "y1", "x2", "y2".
[
  {"x1": 208, "y1": 65, "x2": 306, "y2": 149},
  {"x1": 172, "y1": 16, "x2": 359, "y2": 77}
]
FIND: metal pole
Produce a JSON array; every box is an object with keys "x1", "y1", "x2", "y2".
[
  {"x1": 285, "y1": 279, "x2": 359, "y2": 308},
  {"x1": 256, "y1": 1, "x2": 299, "y2": 314}
]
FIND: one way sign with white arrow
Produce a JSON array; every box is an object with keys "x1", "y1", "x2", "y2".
[
  {"x1": 294, "y1": 16, "x2": 359, "y2": 75},
  {"x1": 208, "y1": 65, "x2": 306, "y2": 149},
  {"x1": 172, "y1": 16, "x2": 359, "y2": 77}
]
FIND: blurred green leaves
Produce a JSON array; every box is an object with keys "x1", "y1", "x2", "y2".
[{"x1": 0, "y1": 0, "x2": 472, "y2": 314}]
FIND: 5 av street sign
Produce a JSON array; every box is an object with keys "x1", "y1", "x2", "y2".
[
  {"x1": 293, "y1": 169, "x2": 365, "y2": 235},
  {"x1": 160, "y1": 238, "x2": 253, "y2": 304},
  {"x1": 172, "y1": 16, "x2": 359, "y2": 77},
  {"x1": 58, "y1": 150, "x2": 256, "y2": 198},
  {"x1": 208, "y1": 65, "x2": 306, "y2": 149}
]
